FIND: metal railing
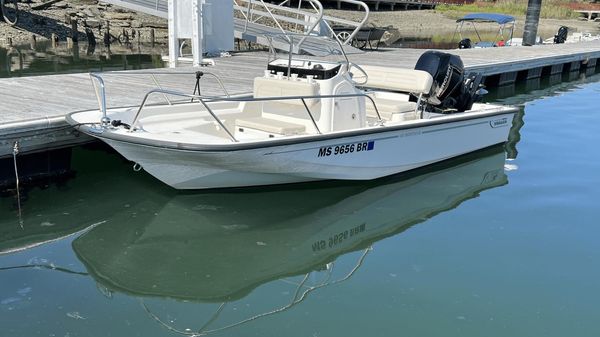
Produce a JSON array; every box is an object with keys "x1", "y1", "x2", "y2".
[
  {"x1": 89, "y1": 70, "x2": 389, "y2": 144},
  {"x1": 98, "y1": 0, "x2": 167, "y2": 18},
  {"x1": 234, "y1": 0, "x2": 324, "y2": 42},
  {"x1": 237, "y1": 0, "x2": 370, "y2": 47},
  {"x1": 128, "y1": 88, "x2": 384, "y2": 143},
  {"x1": 88, "y1": 71, "x2": 231, "y2": 122},
  {"x1": 303, "y1": 0, "x2": 370, "y2": 46},
  {"x1": 89, "y1": 73, "x2": 109, "y2": 126},
  {"x1": 130, "y1": 88, "x2": 239, "y2": 142}
]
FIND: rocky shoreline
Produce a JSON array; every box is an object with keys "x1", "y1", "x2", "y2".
[
  {"x1": 0, "y1": 0, "x2": 168, "y2": 46},
  {"x1": 2, "y1": 1, "x2": 599, "y2": 47}
]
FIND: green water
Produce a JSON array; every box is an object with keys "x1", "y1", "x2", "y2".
[{"x1": 1, "y1": 71, "x2": 600, "y2": 336}]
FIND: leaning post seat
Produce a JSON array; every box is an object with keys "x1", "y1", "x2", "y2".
[
  {"x1": 359, "y1": 65, "x2": 433, "y2": 95},
  {"x1": 235, "y1": 76, "x2": 322, "y2": 136},
  {"x1": 357, "y1": 65, "x2": 434, "y2": 119}
]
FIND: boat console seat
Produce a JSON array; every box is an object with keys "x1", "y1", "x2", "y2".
[
  {"x1": 357, "y1": 65, "x2": 432, "y2": 121},
  {"x1": 359, "y1": 65, "x2": 433, "y2": 95}
]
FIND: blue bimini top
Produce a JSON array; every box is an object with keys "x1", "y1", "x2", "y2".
[{"x1": 456, "y1": 13, "x2": 515, "y2": 25}]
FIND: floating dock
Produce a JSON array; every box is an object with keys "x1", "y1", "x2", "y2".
[{"x1": 1, "y1": 41, "x2": 600, "y2": 159}]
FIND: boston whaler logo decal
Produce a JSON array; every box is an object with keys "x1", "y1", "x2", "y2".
[
  {"x1": 318, "y1": 140, "x2": 375, "y2": 157},
  {"x1": 490, "y1": 117, "x2": 509, "y2": 128},
  {"x1": 312, "y1": 223, "x2": 366, "y2": 252}
]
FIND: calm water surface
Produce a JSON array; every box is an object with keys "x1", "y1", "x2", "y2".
[
  {"x1": 1, "y1": 72, "x2": 600, "y2": 336},
  {"x1": 0, "y1": 41, "x2": 165, "y2": 78}
]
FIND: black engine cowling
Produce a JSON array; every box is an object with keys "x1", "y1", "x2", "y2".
[
  {"x1": 554, "y1": 26, "x2": 568, "y2": 44},
  {"x1": 458, "y1": 38, "x2": 472, "y2": 49},
  {"x1": 414, "y1": 51, "x2": 484, "y2": 112}
]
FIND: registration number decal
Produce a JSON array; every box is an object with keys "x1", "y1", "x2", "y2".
[
  {"x1": 317, "y1": 141, "x2": 374, "y2": 157},
  {"x1": 312, "y1": 223, "x2": 366, "y2": 252}
]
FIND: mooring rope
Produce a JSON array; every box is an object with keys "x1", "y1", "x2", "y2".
[{"x1": 12, "y1": 141, "x2": 23, "y2": 229}]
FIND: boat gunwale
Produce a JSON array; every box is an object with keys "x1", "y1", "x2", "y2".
[{"x1": 66, "y1": 106, "x2": 518, "y2": 153}]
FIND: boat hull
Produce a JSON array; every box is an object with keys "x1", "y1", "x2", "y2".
[{"x1": 98, "y1": 112, "x2": 515, "y2": 189}]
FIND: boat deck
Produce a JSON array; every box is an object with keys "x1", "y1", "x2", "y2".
[{"x1": 2, "y1": 41, "x2": 600, "y2": 157}]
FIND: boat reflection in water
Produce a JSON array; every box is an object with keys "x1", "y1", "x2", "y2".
[
  {"x1": 0, "y1": 147, "x2": 169, "y2": 256},
  {"x1": 72, "y1": 147, "x2": 508, "y2": 335}
]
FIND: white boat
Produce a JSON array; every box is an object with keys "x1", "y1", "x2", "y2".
[
  {"x1": 67, "y1": 35, "x2": 517, "y2": 189},
  {"x1": 542, "y1": 26, "x2": 600, "y2": 45},
  {"x1": 453, "y1": 13, "x2": 516, "y2": 48}
]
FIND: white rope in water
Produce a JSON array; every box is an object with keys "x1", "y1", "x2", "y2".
[
  {"x1": 12, "y1": 141, "x2": 23, "y2": 229},
  {"x1": 141, "y1": 247, "x2": 373, "y2": 336}
]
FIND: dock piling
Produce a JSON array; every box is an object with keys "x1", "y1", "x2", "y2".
[
  {"x1": 71, "y1": 19, "x2": 79, "y2": 43},
  {"x1": 523, "y1": 0, "x2": 542, "y2": 46},
  {"x1": 30, "y1": 35, "x2": 37, "y2": 50},
  {"x1": 104, "y1": 20, "x2": 111, "y2": 46},
  {"x1": 85, "y1": 28, "x2": 96, "y2": 46},
  {"x1": 51, "y1": 33, "x2": 58, "y2": 48}
]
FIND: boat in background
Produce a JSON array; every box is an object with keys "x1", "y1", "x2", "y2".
[
  {"x1": 452, "y1": 13, "x2": 543, "y2": 49},
  {"x1": 454, "y1": 13, "x2": 517, "y2": 48},
  {"x1": 544, "y1": 26, "x2": 600, "y2": 44},
  {"x1": 67, "y1": 35, "x2": 517, "y2": 189}
]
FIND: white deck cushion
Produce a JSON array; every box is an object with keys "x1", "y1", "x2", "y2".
[
  {"x1": 237, "y1": 117, "x2": 306, "y2": 135},
  {"x1": 253, "y1": 77, "x2": 320, "y2": 107},
  {"x1": 359, "y1": 65, "x2": 433, "y2": 95},
  {"x1": 365, "y1": 97, "x2": 417, "y2": 120}
]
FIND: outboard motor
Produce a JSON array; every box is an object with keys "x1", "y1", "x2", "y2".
[
  {"x1": 458, "y1": 38, "x2": 472, "y2": 49},
  {"x1": 554, "y1": 26, "x2": 568, "y2": 44},
  {"x1": 414, "y1": 51, "x2": 484, "y2": 112}
]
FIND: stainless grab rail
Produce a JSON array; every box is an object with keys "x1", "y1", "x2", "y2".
[
  {"x1": 300, "y1": 98, "x2": 321, "y2": 134},
  {"x1": 130, "y1": 89, "x2": 238, "y2": 142},
  {"x1": 202, "y1": 92, "x2": 382, "y2": 124},
  {"x1": 89, "y1": 73, "x2": 109, "y2": 126},
  {"x1": 150, "y1": 74, "x2": 173, "y2": 106},
  {"x1": 128, "y1": 89, "x2": 383, "y2": 142},
  {"x1": 88, "y1": 71, "x2": 231, "y2": 126},
  {"x1": 98, "y1": 70, "x2": 231, "y2": 98}
]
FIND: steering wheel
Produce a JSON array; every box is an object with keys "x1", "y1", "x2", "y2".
[
  {"x1": 348, "y1": 62, "x2": 368, "y2": 86},
  {"x1": 336, "y1": 31, "x2": 351, "y2": 44}
]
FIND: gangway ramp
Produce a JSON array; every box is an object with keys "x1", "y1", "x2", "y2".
[
  {"x1": 100, "y1": 0, "x2": 167, "y2": 19},
  {"x1": 99, "y1": 0, "x2": 367, "y2": 55}
]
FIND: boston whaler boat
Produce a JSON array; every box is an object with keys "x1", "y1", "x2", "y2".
[{"x1": 67, "y1": 35, "x2": 517, "y2": 189}]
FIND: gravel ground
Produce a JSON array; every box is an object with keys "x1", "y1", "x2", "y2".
[{"x1": 325, "y1": 9, "x2": 600, "y2": 44}]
